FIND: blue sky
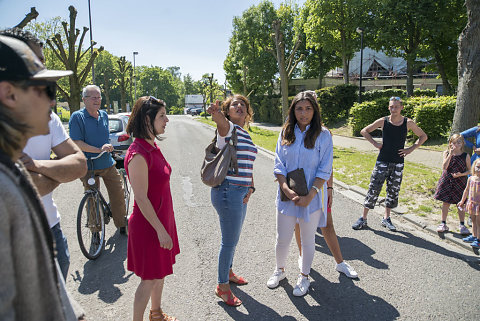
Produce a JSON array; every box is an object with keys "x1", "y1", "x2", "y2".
[{"x1": 0, "y1": 0, "x2": 305, "y2": 84}]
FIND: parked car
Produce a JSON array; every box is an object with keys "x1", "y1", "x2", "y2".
[
  {"x1": 189, "y1": 107, "x2": 204, "y2": 116},
  {"x1": 108, "y1": 113, "x2": 132, "y2": 168}
]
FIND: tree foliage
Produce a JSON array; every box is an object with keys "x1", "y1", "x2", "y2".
[
  {"x1": 304, "y1": 0, "x2": 372, "y2": 85},
  {"x1": 46, "y1": 5, "x2": 104, "y2": 112}
]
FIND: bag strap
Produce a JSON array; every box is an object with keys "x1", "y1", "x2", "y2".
[{"x1": 226, "y1": 127, "x2": 238, "y2": 174}]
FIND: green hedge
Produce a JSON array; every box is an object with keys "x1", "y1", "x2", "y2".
[
  {"x1": 348, "y1": 96, "x2": 456, "y2": 139},
  {"x1": 168, "y1": 106, "x2": 184, "y2": 115},
  {"x1": 316, "y1": 84, "x2": 357, "y2": 125},
  {"x1": 250, "y1": 95, "x2": 283, "y2": 124},
  {"x1": 361, "y1": 88, "x2": 436, "y2": 102}
]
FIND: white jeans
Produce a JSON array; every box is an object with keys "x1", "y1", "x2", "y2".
[{"x1": 275, "y1": 209, "x2": 321, "y2": 275}]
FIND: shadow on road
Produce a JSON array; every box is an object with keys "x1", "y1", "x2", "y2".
[
  {"x1": 371, "y1": 229, "x2": 480, "y2": 271},
  {"x1": 284, "y1": 269, "x2": 399, "y2": 321},
  {"x1": 315, "y1": 233, "x2": 389, "y2": 270},
  {"x1": 218, "y1": 286, "x2": 297, "y2": 321},
  {"x1": 72, "y1": 232, "x2": 133, "y2": 303}
]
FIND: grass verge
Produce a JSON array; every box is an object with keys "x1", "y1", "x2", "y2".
[{"x1": 196, "y1": 116, "x2": 469, "y2": 226}]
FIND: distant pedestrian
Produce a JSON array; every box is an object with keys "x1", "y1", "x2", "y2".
[
  {"x1": 207, "y1": 95, "x2": 257, "y2": 307},
  {"x1": 352, "y1": 97, "x2": 428, "y2": 231},
  {"x1": 124, "y1": 96, "x2": 179, "y2": 321},
  {"x1": 434, "y1": 134, "x2": 471, "y2": 234},
  {"x1": 458, "y1": 159, "x2": 480, "y2": 248},
  {"x1": 460, "y1": 125, "x2": 480, "y2": 165},
  {"x1": 267, "y1": 91, "x2": 333, "y2": 297}
]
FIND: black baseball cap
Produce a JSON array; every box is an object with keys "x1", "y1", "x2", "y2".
[{"x1": 0, "y1": 35, "x2": 72, "y2": 82}]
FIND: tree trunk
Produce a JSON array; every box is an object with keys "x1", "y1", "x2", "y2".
[
  {"x1": 406, "y1": 53, "x2": 415, "y2": 97},
  {"x1": 273, "y1": 21, "x2": 289, "y2": 121},
  {"x1": 451, "y1": 0, "x2": 480, "y2": 134},
  {"x1": 434, "y1": 49, "x2": 453, "y2": 95},
  {"x1": 340, "y1": 30, "x2": 349, "y2": 84},
  {"x1": 103, "y1": 74, "x2": 111, "y2": 114}
]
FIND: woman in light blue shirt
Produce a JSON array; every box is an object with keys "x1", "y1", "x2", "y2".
[{"x1": 267, "y1": 91, "x2": 333, "y2": 297}]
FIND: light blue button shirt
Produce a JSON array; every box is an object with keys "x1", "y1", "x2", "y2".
[{"x1": 274, "y1": 124, "x2": 333, "y2": 223}]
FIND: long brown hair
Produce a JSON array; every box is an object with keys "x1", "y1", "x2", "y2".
[
  {"x1": 220, "y1": 94, "x2": 253, "y2": 128},
  {"x1": 126, "y1": 96, "x2": 166, "y2": 139},
  {"x1": 281, "y1": 91, "x2": 323, "y2": 149}
]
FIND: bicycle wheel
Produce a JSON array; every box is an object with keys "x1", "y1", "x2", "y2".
[
  {"x1": 77, "y1": 192, "x2": 106, "y2": 260},
  {"x1": 119, "y1": 168, "x2": 131, "y2": 230}
]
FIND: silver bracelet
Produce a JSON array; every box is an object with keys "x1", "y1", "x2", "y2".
[{"x1": 312, "y1": 185, "x2": 320, "y2": 194}]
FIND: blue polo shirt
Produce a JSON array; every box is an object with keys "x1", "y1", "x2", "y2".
[{"x1": 69, "y1": 108, "x2": 115, "y2": 170}]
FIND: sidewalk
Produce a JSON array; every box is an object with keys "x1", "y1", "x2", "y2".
[
  {"x1": 251, "y1": 122, "x2": 442, "y2": 169},
  {"x1": 251, "y1": 121, "x2": 476, "y2": 253}
]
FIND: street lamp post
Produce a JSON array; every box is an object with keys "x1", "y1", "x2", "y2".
[
  {"x1": 88, "y1": 0, "x2": 95, "y2": 84},
  {"x1": 133, "y1": 51, "x2": 138, "y2": 103},
  {"x1": 356, "y1": 27, "x2": 364, "y2": 103}
]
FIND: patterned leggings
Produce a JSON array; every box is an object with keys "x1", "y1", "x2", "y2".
[{"x1": 364, "y1": 161, "x2": 404, "y2": 209}]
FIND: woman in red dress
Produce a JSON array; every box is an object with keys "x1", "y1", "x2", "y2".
[{"x1": 125, "y1": 96, "x2": 180, "y2": 321}]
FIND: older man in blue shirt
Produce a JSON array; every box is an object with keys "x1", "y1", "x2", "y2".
[{"x1": 69, "y1": 85, "x2": 127, "y2": 234}]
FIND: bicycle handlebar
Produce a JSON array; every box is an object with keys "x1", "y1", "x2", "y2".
[{"x1": 87, "y1": 150, "x2": 108, "y2": 161}]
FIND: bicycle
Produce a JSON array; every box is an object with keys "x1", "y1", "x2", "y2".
[{"x1": 76, "y1": 151, "x2": 131, "y2": 260}]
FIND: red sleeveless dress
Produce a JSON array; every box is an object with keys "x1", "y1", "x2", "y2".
[{"x1": 125, "y1": 138, "x2": 180, "y2": 279}]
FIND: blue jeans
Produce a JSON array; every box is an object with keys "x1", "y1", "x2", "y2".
[
  {"x1": 211, "y1": 180, "x2": 249, "y2": 284},
  {"x1": 51, "y1": 223, "x2": 70, "y2": 280}
]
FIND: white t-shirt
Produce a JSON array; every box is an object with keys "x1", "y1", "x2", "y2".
[{"x1": 23, "y1": 113, "x2": 69, "y2": 228}]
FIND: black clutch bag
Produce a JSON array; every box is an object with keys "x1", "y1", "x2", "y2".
[{"x1": 280, "y1": 168, "x2": 308, "y2": 201}]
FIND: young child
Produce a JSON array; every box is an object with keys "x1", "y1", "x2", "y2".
[
  {"x1": 458, "y1": 159, "x2": 480, "y2": 248},
  {"x1": 352, "y1": 97, "x2": 428, "y2": 231},
  {"x1": 434, "y1": 134, "x2": 471, "y2": 234}
]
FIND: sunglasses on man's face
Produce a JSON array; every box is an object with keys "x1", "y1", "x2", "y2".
[{"x1": 25, "y1": 80, "x2": 57, "y2": 101}]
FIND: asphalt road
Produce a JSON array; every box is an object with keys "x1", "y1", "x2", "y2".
[{"x1": 56, "y1": 115, "x2": 479, "y2": 321}]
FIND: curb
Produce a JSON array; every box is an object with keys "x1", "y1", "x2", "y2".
[
  {"x1": 199, "y1": 119, "x2": 476, "y2": 254},
  {"x1": 335, "y1": 179, "x2": 476, "y2": 253}
]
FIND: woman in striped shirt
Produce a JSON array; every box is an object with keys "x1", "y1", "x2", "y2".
[{"x1": 207, "y1": 94, "x2": 257, "y2": 307}]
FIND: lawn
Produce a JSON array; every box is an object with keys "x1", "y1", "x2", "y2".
[{"x1": 195, "y1": 116, "x2": 468, "y2": 226}]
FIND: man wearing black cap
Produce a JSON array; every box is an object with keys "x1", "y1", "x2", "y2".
[{"x1": 0, "y1": 35, "x2": 84, "y2": 320}]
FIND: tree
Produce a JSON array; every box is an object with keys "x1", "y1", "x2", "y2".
[
  {"x1": 14, "y1": 7, "x2": 39, "y2": 29},
  {"x1": 224, "y1": 1, "x2": 278, "y2": 97},
  {"x1": 372, "y1": 0, "x2": 436, "y2": 96},
  {"x1": 46, "y1": 6, "x2": 104, "y2": 112},
  {"x1": 115, "y1": 56, "x2": 132, "y2": 112},
  {"x1": 419, "y1": 0, "x2": 467, "y2": 95},
  {"x1": 183, "y1": 74, "x2": 200, "y2": 95},
  {"x1": 295, "y1": 5, "x2": 340, "y2": 88},
  {"x1": 94, "y1": 50, "x2": 118, "y2": 112},
  {"x1": 270, "y1": 3, "x2": 304, "y2": 119},
  {"x1": 304, "y1": 0, "x2": 372, "y2": 85},
  {"x1": 137, "y1": 66, "x2": 180, "y2": 109},
  {"x1": 451, "y1": 0, "x2": 480, "y2": 134}
]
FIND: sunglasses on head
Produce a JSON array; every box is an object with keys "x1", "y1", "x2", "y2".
[
  {"x1": 389, "y1": 96, "x2": 402, "y2": 102},
  {"x1": 145, "y1": 96, "x2": 164, "y2": 107}
]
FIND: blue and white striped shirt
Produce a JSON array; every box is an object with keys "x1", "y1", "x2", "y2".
[{"x1": 216, "y1": 121, "x2": 257, "y2": 187}]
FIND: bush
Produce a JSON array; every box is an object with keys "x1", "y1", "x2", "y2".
[
  {"x1": 360, "y1": 88, "x2": 436, "y2": 102},
  {"x1": 250, "y1": 95, "x2": 282, "y2": 124},
  {"x1": 168, "y1": 106, "x2": 184, "y2": 115},
  {"x1": 317, "y1": 84, "x2": 357, "y2": 125},
  {"x1": 413, "y1": 96, "x2": 456, "y2": 139},
  {"x1": 348, "y1": 100, "x2": 388, "y2": 136},
  {"x1": 56, "y1": 106, "x2": 70, "y2": 122},
  {"x1": 348, "y1": 95, "x2": 456, "y2": 139}
]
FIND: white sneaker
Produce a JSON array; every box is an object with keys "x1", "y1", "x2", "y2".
[
  {"x1": 267, "y1": 269, "x2": 286, "y2": 289},
  {"x1": 292, "y1": 274, "x2": 310, "y2": 296},
  {"x1": 298, "y1": 255, "x2": 302, "y2": 270},
  {"x1": 335, "y1": 261, "x2": 358, "y2": 278}
]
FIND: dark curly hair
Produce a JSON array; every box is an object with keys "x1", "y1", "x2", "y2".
[
  {"x1": 220, "y1": 94, "x2": 253, "y2": 127},
  {"x1": 281, "y1": 91, "x2": 323, "y2": 149},
  {"x1": 126, "y1": 96, "x2": 166, "y2": 139}
]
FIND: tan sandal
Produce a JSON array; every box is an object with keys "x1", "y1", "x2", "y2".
[{"x1": 149, "y1": 308, "x2": 178, "y2": 321}]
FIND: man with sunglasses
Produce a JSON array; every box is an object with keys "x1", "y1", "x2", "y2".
[
  {"x1": 0, "y1": 28, "x2": 88, "y2": 281},
  {"x1": 69, "y1": 85, "x2": 127, "y2": 235},
  {"x1": 0, "y1": 35, "x2": 85, "y2": 320},
  {"x1": 352, "y1": 96, "x2": 427, "y2": 231}
]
